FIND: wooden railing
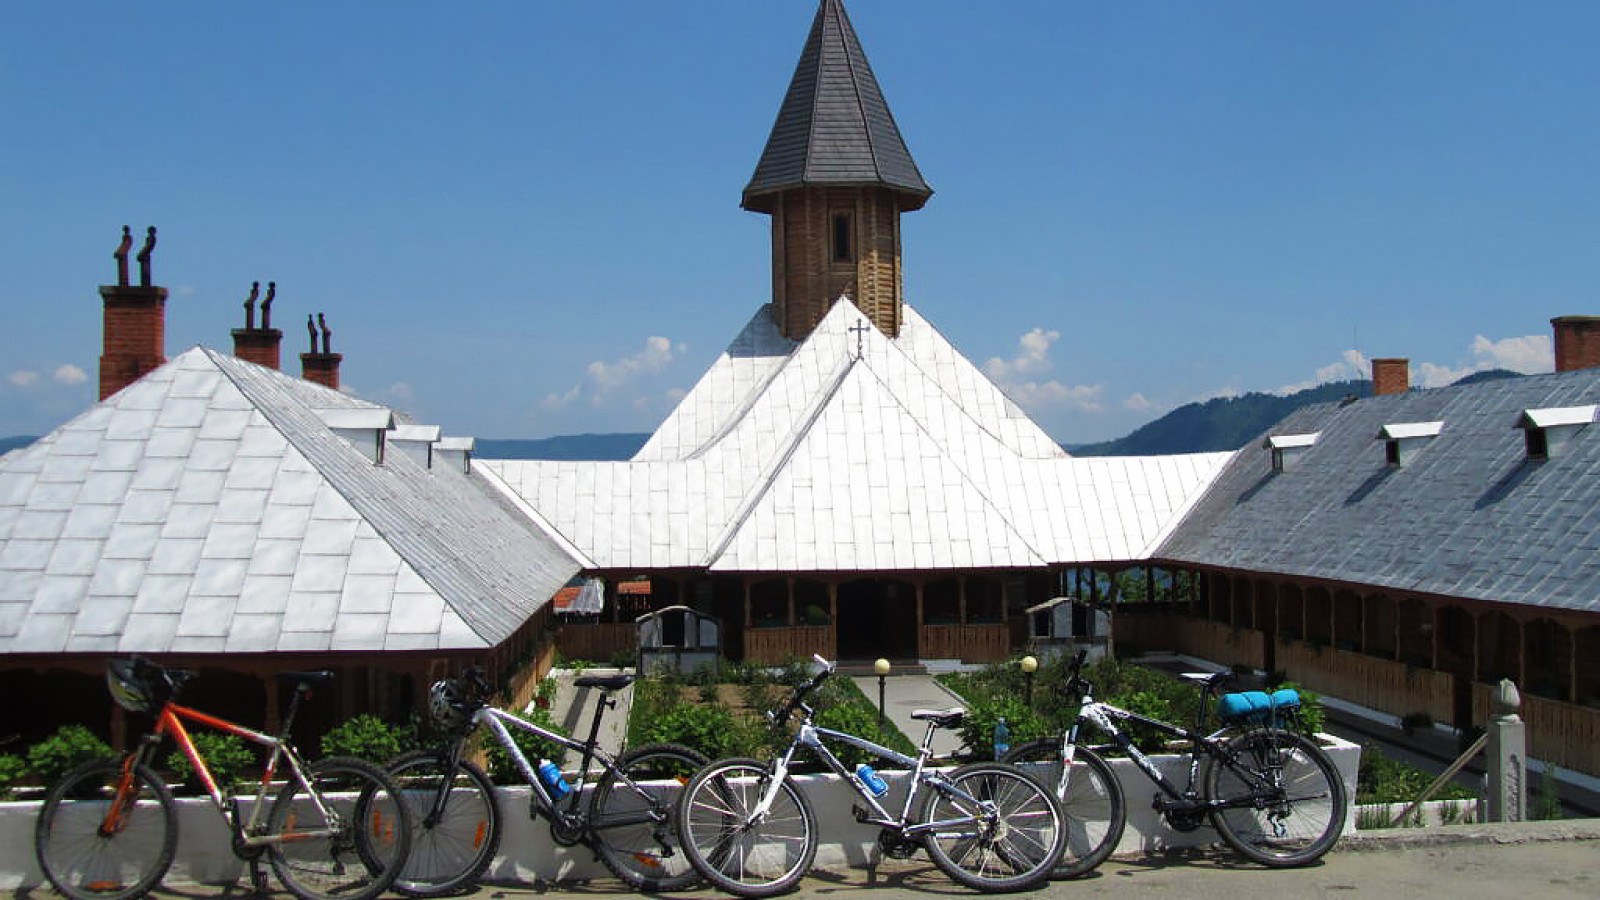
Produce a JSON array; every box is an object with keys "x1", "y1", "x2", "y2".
[
  {"x1": 1277, "y1": 639, "x2": 1454, "y2": 724},
  {"x1": 1474, "y1": 683, "x2": 1600, "y2": 778},
  {"x1": 1115, "y1": 613, "x2": 1265, "y2": 670},
  {"x1": 919, "y1": 624, "x2": 1010, "y2": 662},
  {"x1": 555, "y1": 623, "x2": 635, "y2": 664},
  {"x1": 746, "y1": 626, "x2": 835, "y2": 665}
]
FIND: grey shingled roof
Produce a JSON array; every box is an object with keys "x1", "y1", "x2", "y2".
[
  {"x1": 743, "y1": 0, "x2": 933, "y2": 213},
  {"x1": 1157, "y1": 369, "x2": 1600, "y2": 614},
  {"x1": 0, "y1": 347, "x2": 581, "y2": 654}
]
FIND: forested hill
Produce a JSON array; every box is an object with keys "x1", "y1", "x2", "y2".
[{"x1": 1069, "y1": 369, "x2": 1522, "y2": 456}]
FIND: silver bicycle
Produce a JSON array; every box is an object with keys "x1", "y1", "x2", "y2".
[{"x1": 677, "y1": 655, "x2": 1067, "y2": 897}]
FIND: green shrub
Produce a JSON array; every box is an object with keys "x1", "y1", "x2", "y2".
[
  {"x1": 635, "y1": 701, "x2": 755, "y2": 760},
  {"x1": 28, "y1": 725, "x2": 114, "y2": 785},
  {"x1": 609, "y1": 647, "x2": 637, "y2": 669},
  {"x1": 166, "y1": 731, "x2": 256, "y2": 792},
  {"x1": 0, "y1": 753, "x2": 26, "y2": 799},
  {"x1": 955, "y1": 695, "x2": 1046, "y2": 761},
  {"x1": 1356, "y1": 745, "x2": 1474, "y2": 804},
  {"x1": 319, "y1": 714, "x2": 416, "y2": 763},
  {"x1": 483, "y1": 705, "x2": 569, "y2": 782}
]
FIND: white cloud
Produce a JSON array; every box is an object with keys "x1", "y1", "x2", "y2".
[
  {"x1": 53, "y1": 364, "x2": 87, "y2": 386},
  {"x1": 543, "y1": 336, "x2": 684, "y2": 411},
  {"x1": 8, "y1": 371, "x2": 40, "y2": 388},
  {"x1": 388, "y1": 382, "x2": 414, "y2": 401},
  {"x1": 1276, "y1": 333, "x2": 1554, "y2": 395},
  {"x1": 1275, "y1": 349, "x2": 1368, "y2": 395},
  {"x1": 984, "y1": 328, "x2": 1104, "y2": 413},
  {"x1": 1124, "y1": 392, "x2": 1152, "y2": 412}
]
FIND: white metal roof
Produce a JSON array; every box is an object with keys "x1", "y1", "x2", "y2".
[
  {"x1": 1379, "y1": 421, "x2": 1444, "y2": 440},
  {"x1": 480, "y1": 301, "x2": 1231, "y2": 572},
  {"x1": 1522, "y1": 405, "x2": 1596, "y2": 429},
  {"x1": 0, "y1": 347, "x2": 581, "y2": 655}
]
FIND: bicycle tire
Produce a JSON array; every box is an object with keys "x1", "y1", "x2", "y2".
[
  {"x1": 35, "y1": 758, "x2": 177, "y2": 900},
  {"x1": 387, "y1": 749, "x2": 501, "y2": 897},
  {"x1": 677, "y1": 757, "x2": 817, "y2": 898},
  {"x1": 1205, "y1": 729, "x2": 1346, "y2": 867},
  {"x1": 921, "y1": 761, "x2": 1067, "y2": 892},
  {"x1": 589, "y1": 742, "x2": 707, "y2": 891},
  {"x1": 1003, "y1": 738, "x2": 1126, "y2": 878},
  {"x1": 267, "y1": 755, "x2": 413, "y2": 900}
]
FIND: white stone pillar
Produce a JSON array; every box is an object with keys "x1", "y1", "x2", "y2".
[{"x1": 1486, "y1": 678, "x2": 1527, "y2": 822}]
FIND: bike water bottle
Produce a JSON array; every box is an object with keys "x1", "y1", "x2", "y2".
[
  {"x1": 537, "y1": 759, "x2": 571, "y2": 799},
  {"x1": 993, "y1": 716, "x2": 1011, "y2": 760},
  {"x1": 855, "y1": 763, "x2": 888, "y2": 797}
]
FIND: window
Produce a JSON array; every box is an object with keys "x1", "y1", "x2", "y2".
[
  {"x1": 831, "y1": 212, "x2": 854, "y2": 263},
  {"x1": 1380, "y1": 421, "x2": 1443, "y2": 467},
  {"x1": 1520, "y1": 405, "x2": 1594, "y2": 460},
  {"x1": 1265, "y1": 432, "x2": 1319, "y2": 472}
]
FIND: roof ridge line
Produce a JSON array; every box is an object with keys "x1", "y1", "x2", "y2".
[
  {"x1": 687, "y1": 329, "x2": 808, "y2": 461},
  {"x1": 834, "y1": 2, "x2": 881, "y2": 183},
  {"x1": 700, "y1": 352, "x2": 861, "y2": 569},
  {"x1": 847, "y1": 360, "x2": 1051, "y2": 567},
  {"x1": 206, "y1": 350, "x2": 507, "y2": 645}
]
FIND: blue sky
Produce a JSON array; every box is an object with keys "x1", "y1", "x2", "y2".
[{"x1": 3, "y1": 1, "x2": 1596, "y2": 444}]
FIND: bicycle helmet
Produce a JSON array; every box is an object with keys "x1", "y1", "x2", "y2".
[
  {"x1": 106, "y1": 657, "x2": 156, "y2": 713},
  {"x1": 428, "y1": 678, "x2": 473, "y2": 731}
]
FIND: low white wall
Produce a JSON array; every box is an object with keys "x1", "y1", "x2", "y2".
[{"x1": 1, "y1": 737, "x2": 1360, "y2": 890}]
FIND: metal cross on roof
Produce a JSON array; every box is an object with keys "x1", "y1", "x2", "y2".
[{"x1": 849, "y1": 320, "x2": 870, "y2": 359}]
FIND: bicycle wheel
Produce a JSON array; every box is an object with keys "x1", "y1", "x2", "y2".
[
  {"x1": 677, "y1": 757, "x2": 817, "y2": 898},
  {"x1": 267, "y1": 755, "x2": 412, "y2": 900},
  {"x1": 1205, "y1": 729, "x2": 1346, "y2": 867},
  {"x1": 35, "y1": 758, "x2": 177, "y2": 900},
  {"x1": 589, "y1": 742, "x2": 707, "y2": 892},
  {"x1": 921, "y1": 761, "x2": 1067, "y2": 892},
  {"x1": 387, "y1": 749, "x2": 500, "y2": 897},
  {"x1": 1003, "y1": 738, "x2": 1125, "y2": 878}
]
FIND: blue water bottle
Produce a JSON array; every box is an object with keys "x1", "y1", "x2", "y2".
[
  {"x1": 856, "y1": 763, "x2": 888, "y2": 797},
  {"x1": 993, "y1": 716, "x2": 1011, "y2": 760},
  {"x1": 538, "y1": 759, "x2": 571, "y2": 799}
]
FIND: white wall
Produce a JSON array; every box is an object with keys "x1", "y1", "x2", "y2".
[{"x1": 1, "y1": 737, "x2": 1359, "y2": 890}]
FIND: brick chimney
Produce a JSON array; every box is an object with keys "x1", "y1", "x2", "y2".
[
  {"x1": 99, "y1": 226, "x2": 168, "y2": 400},
  {"x1": 1371, "y1": 358, "x2": 1409, "y2": 396},
  {"x1": 299, "y1": 312, "x2": 343, "y2": 390},
  {"x1": 231, "y1": 281, "x2": 284, "y2": 369},
  {"x1": 1552, "y1": 316, "x2": 1600, "y2": 372}
]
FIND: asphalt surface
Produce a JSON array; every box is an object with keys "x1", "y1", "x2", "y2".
[{"x1": 64, "y1": 820, "x2": 1600, "y2": 900}]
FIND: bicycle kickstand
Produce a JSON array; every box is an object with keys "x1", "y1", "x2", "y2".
[{"x1": 248, "y1": 856, "x2": 272, "y2": 897}]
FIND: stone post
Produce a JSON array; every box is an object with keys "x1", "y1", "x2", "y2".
[{"x1": 1486, "y1": 678, "x2": 1526, "y2": 822}]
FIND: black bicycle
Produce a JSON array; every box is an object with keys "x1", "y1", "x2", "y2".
[
  {"x1": 386, "y1": 667, "x2": 706, "y2": 895},
  {"x1": 1003, "y1": 651, "x2": 1346, "y2": 874}
]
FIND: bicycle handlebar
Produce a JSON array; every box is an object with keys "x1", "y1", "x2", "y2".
[{"x1": 767, "y1": 655, "x2": 836, "y2": 729}]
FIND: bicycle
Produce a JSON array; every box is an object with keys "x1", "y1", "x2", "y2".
[
  {"x1": 34, "y1": 657, "x2": 412, "y2": 900},
  {"x1": 677, "y1": 655, "x2": 1067, "y2": 897},
  {"x1": 1002, "y1": 650, "x2": 1347, "y2": 875},
  {"x1": 385, "y1": 667, "x2": 707, "y2": 895}
]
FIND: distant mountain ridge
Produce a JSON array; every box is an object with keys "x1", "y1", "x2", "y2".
[
  {"x1": 477, "y1": 433, "x2": 650, "y2": 461},
  {"x1": 0, "y1": 371, "x2": 1527, "y2": 462}
]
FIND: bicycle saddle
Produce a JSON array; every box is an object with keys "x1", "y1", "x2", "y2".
[
  {"x1": 910, "y1": 707, "x2": 966, "y2": 729},
  {"x1": 574, "y1": 673, "x2": 635, "y2": 691}
]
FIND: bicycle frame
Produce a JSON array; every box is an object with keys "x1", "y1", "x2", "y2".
[
  {"x1": 465, "y1": 704, "x2": 668, "y2": 834},
  {"x1": 1067, "y1": 699, "x2": 1235, "y2": 809},
  {"x1": 114, "y1": 700, "x2": 341, "y2": 850},
  {"x1": 756, "y1": 719, "x2": 993, "y2": 842}
]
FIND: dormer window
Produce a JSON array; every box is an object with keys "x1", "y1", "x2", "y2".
[
  {"x1": 1266, "y1": 432, "x2": 1319, "y2": 472},
  {"x1": 318, "y1": 408, "x2": 394, "y2": 464},
  {"x1": 1520, "y1": 405, "x2": 1595, "y2": 460},
  {"x1": 1379, "y1": 421, "x2": 1443, "y2": 468}
]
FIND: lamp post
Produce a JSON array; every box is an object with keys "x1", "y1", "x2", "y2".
[
  {"x1": 874, "y1": 658, "x2": 892, "y2": 726},
  {"x1": 1020, "y1": 655, "x2": 1038, "y2": 707}
]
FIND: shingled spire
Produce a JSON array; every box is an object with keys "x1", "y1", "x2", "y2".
[{"x1": 745, "y1": 0, "x2": 932, "y2": 340}]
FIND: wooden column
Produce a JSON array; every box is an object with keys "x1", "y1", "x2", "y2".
[
  {"x1": 957, "y1": 575, "x2": 968, "y2": 625},
  {"x1": 786, "y1": 576, "x2": 796, "y2": 627},
  {"x1": 744, "y1": 581, "x2": 753, "y2": 630}
]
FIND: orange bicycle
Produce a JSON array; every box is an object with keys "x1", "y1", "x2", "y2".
[{"x1": 34, "y1": 657, "x2": 412, "y2": 900}]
